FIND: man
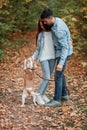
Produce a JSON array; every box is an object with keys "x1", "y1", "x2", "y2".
[{"x1": 40, "y1": 8, "x2": 73, "y2": 107}]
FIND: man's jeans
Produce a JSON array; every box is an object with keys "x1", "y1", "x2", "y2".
[
  {"x1": 54, "y1": 56, "x2": 70, "y2": 101},
  {"x1": 38, "y1": 59, "x2": 55, "y2": 95}
]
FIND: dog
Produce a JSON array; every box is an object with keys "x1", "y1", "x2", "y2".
[
  {"x1": 24, "y1": 57, "x2": 37, "y2": 71},
  {"x1": 21, "y1": 57, "x2": 37, "y2": 107}
]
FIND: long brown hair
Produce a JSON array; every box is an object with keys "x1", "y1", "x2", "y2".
[{"x1": 36, "y1": 19, "x2": 51, "y2": 45}]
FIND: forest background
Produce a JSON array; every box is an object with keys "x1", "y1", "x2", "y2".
[{"x1": 0, "y1": 0, "x2": 87, "y2": 60}]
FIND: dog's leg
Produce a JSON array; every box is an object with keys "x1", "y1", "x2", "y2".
[
  {"x1": 32, "y1": 94, "x2": 37, "y2": 106},
  {"x1": 32, "y1": 92, "x2": 40, "y2": 106},
  {"x1": 21, "y1": 89, "x2": 28, "y2": 107}
]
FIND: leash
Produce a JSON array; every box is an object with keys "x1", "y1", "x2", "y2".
[
  {"x1": 26, "y1": 68, "x2": 70, "y2": 95},
  {"x1": 34, "y1": 70, "x2": 55, "y2": 82},
  {"x1": 29, "y1": 68, "x2": 55, "y2": 81},
  {"x1": 24, "y1": 59, "x2": 70, "y2": 94},
  {"x1": 24, "y1": 57, "x2": 55, "y2": 81}
]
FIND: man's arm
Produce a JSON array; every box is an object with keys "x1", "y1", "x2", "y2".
[{"x1": 56, "y1": 30, "x2": 69, "y2": 71}]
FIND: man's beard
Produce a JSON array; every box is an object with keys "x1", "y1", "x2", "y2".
[{"x1": 43, "y1": 23, "x2": 53, "y2": 31}]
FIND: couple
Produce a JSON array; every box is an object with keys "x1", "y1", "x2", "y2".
[{"x1": 31, "y1": 8, "x2": 73, "y2": 107}]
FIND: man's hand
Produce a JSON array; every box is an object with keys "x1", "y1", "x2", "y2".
[
  {"x1": 56, "y1": 64, "x2": 63, "y2": 71},
  {"x1": 40, "y1": 20, "x2": 45, "y2": 31}
]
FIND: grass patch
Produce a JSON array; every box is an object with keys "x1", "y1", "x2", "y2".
[{"x1": 66, "y1": 121, "x2": 74, "y2": 127}]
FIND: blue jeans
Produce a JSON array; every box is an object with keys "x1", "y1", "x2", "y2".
[
  {"x1": 54, "y1": 56, "x2": 70, "y2": 101},
  {"x1": 38, "y1": 59, "x2": 55, "y2": 95}
]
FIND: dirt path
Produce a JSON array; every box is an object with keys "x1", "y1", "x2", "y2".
[{"x1": 0, "y1": 32, "x2": 87, "y2": 130}]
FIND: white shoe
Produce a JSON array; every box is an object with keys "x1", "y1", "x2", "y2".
[
  {"x1": 36, "y1": 94, "x2": 45, "y2": 105},
  {"x1": 42, "y1": 95, "x2": 50, "y2": 103}
]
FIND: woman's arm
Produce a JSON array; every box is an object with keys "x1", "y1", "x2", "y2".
[{"x1": 31, "y1": 32, "x2": 42, "y2": 61}]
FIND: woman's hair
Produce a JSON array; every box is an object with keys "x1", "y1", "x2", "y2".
[
  {"x1": 36, "y1": 19, "x2": 43, "y2": 45},
  {"x1": 36, "y1": 19, "x2": 51, "y2": 45}
]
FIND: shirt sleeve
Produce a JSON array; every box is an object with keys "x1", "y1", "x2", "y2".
[
  {"x1": 56, "y1": 30, "x2": 69, "y2": 65},
  {"x1": 31, "y1": 34, "x2": 41, "y2": 61},
  {"x1": 31, "y1": 46, "x2": 39, "y2": 61}
]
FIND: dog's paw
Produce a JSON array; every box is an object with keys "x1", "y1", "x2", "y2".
[
  {"x1": 21, "y1": 104, "x2": 25, "y2": 107},
  {"x1": 33, "y1": 101, "x2": 37, "y2": 106}
]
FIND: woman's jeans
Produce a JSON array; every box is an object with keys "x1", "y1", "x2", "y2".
[
  {"x1": 38, "y1": 59, "x2": 55, "y2": 95},
  {"x1": 54, "y1": 56, "x2": 70, "y2": 101}
]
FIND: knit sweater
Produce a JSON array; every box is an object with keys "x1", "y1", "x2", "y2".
[{"x1": 39, "y1": 31, "x2": 55, "y2": 61}]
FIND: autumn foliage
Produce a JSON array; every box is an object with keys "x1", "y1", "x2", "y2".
[
  {"x1": 0, "y1": 0, "x2": 87, "y2": 59},
  {"x1": 0, "y1": 31, "x2": 87, "y2": 130},
  {"x1": 0, "y1": 1, "x2": 87, "y2": 129}
]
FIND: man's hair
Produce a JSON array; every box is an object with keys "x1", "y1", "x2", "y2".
[{"x1": 40, "y1": 8, "x2": 53, "y2": 19}]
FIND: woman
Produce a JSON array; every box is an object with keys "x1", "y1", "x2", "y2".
[{"x1": 31, "y1": 19, "x2": 55, "y2": 105}]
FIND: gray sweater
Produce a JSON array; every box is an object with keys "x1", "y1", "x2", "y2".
[
  {"x1": 32, "y1": 31, "x2": 55, "y2": 61},
  {"x1": 39, "y1": 32, "x2": 55, "y2": 61}
]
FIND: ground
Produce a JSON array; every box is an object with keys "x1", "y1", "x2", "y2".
[{"x1": 0, "y1": 32, "x2": 87, "y2": 130}]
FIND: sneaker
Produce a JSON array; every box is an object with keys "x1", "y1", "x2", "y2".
[
  {"x1": 62, "y1": 95, "x2": 69, "y2": 100},
  {"x1": 36, "y1": 94, "x2": 45, "y2": 105},
  {"x1": 42, "y1": 95, "x2": 50, "y2": 103},
  {"x1": 45, "y1": 99, "x2": 61, "y2": 107}
]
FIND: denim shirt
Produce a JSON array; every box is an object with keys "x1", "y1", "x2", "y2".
[
  {"x1": 32, "y1": 32, "x2": 44, "y2": 61},
  {"x1": 51, "y1": 17, "x2": 73, "y2": 65}
]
